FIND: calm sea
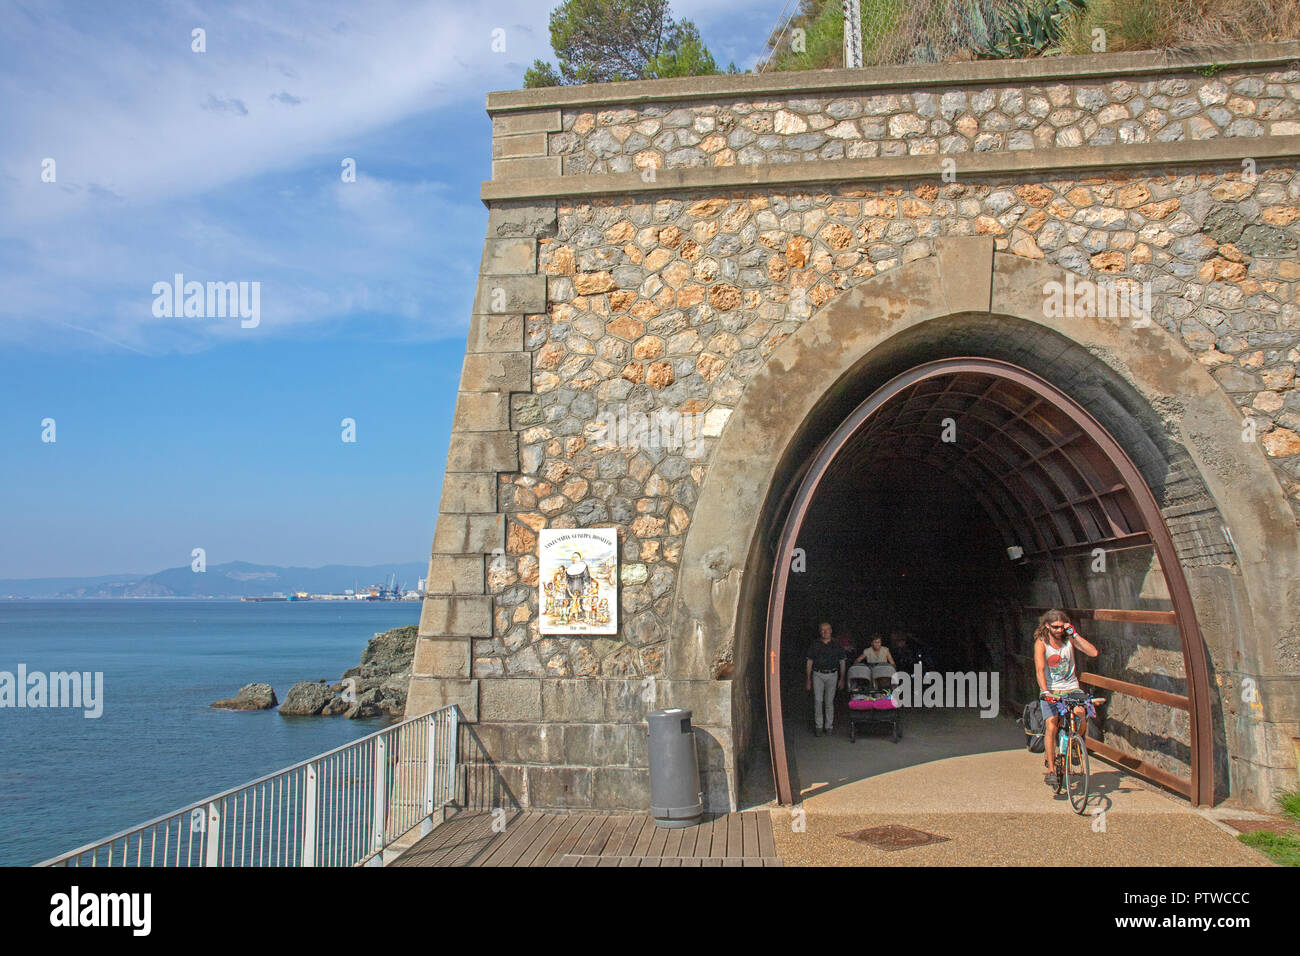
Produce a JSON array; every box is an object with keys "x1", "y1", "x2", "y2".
[{"x1": 0, "y1": 599, "x2": 419, "y2": 866}]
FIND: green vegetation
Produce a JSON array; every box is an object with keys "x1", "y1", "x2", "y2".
[
  {"x1": 1056, "y1": 0, "x2": 1300, "y2": 56},
  {"x1": 1237, "y1": 830, "x2": 1300, "y2": 867},
  {"x1": 1235, "y1": 786, "x2": 1300, "y2": 867},
  {"x1": 523, "y1": 0, "x2": 727, "y2": 87},
  {"x1": 976, "y1": 0, "x2": 1085, "y2": 59},
  {"x1": 1279, "y1": 785, "x2": 1300, "y2": 822},
  {"x1": 759, "y1": 0, "x2": 1300, "y2": 71}
]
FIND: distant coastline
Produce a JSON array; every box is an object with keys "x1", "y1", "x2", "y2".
[{"x1": 0, "y1": 560, "x2": 428, "y2": 600}]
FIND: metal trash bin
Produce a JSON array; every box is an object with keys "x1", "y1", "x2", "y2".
[{"x1": 646, "y1": 707, "x2": 703, "y2": 828}]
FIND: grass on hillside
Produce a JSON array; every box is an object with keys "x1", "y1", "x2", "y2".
[
  {"x1": 1057, "y1": 0, "x2": 1300, "y2": 55},
  {"x1": 1236, "y1": 785, "x2": 1300, "y2": 867},
  {"x1": 1238, "y1": 830, "x2": 1300, "y2": 867},
  {"x1": 763, "y1": 0, "x2": 1300, "y2": 72}
]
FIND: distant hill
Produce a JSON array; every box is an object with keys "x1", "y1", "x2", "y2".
[{"x1": 0, "y1": 562, "x2": 428, "y2": 598}]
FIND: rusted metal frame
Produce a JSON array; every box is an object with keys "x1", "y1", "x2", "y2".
[
  {"x1": 946, "y1": 392, "x2": 1095, "y2": 550},
  {"x1": 1081, "y1": 670, "x2": 1189, "y2": 706},
  {"x1": 1085, "y1": 739, "x2": 1192, "y2": 799},
  {"x1": 949, "y1": 436, "x2": 1080, "y2": 607},
  {"x1": 1023, "y1": 483, "x2": 1133, "y2": 543},
  {"x1": 764, "y1": 364, "x2": 983, "y2": 805},
  {"x1": 982, "y1": 365, "x2": 1213, "y2": 806},
  {"x1": 1021, "y1": 531, "x2": 1153, "y2": 561},
  {"x1": 950, "y1": 443, "x2": 1065, "y2": 559},
  {"x1": 980, "y1": 413, "x2": 1102, "y2": 549},
  {"x1": 765, "y1": 358, "x2": 1213, "y2": 807},
  {"x1": 962, "y1": 388, "x2": 1129, "y2": 547},
  {"x1": 1006, "y1": 429, "x2": 1087, "y2": 475}
]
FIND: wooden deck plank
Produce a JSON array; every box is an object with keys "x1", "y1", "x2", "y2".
[
  {"x1": 510, "y1": 813, "x2": 572, "y2": 868},
  {"x1": 472, "y1": 811, "x2": 548, "y2": 868},
  {"x1": 676, "y1": 822, "x2": 699, "y2": 858},
  {"x1": 704, "y1": 816, "x2": 726, "y2": 857},
  {"x1": 741, "y1": 811, "x2": 759, "y2": 858},
  {"x1": 757, "y1": 811, "x2": 776, "y2": 858},
  {"x1": 582, "y1": 815, "x2": 622, "y2": 858},
  {"x1": 548, "y1": 814, "x2": 602, "y2": 867},
  {"x1": 620, "y1": 815, "x2": 656, "y2": 867},
  {"x1": 530, "y1": 812, "x2": 590, "y2": 868},
  {"x1": 726, "y1": 813, "x2": 744, "y2": 858},
  {"x1": 662, "y1": 825, "x2": 686, "y2": 858},
  {"x1": 579, "y1": 815, "x2": 633, "y2": 866},
  {"x1": 406, "y1": 811, "x2": 500, "y2": 867},
  {"x1": 611, "y1": 814, "x2": 647, "y2": 858},
  {"x1": 645, "y1": 821, "x2": 671, "y2": 859},
  {"x1": 396, "y1": 809, "x2": 785, "y2": 867}
]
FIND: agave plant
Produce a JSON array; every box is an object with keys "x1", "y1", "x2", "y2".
[{"x1": 977, "y1": 0, "x2": 1087, "y2": 58}]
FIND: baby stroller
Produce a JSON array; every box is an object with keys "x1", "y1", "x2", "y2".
[{"x1": 846, "y1": 665, "x2": 901, "y2": 743}]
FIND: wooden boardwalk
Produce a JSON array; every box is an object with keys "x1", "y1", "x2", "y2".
[{"x1": 392, "y1": 810, "x2": 782, "y2": 867}]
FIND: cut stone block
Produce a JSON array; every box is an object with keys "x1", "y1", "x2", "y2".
[
  {"x1": 466, "y1": 313, "x2": 525, "y2": 353},
  {"x1": 413, "y1": 637, "x2": 472, "y2": 679},
  {"x1": 431, "y1": 513, "x2": 505, "y2": 554},
  {"x1": 438, "y1": 473, "x2": 497, "y2": 514},
  {"x1": 405, "y1": 676, "x2": 478, "y2": 722},
  {"x1": 480, "y1": 237, "x2": 537, "y2": 276},
  {"x1": 460, "y1": 352, "x2": 532, "y2": 393},
  {"x1": 492, "y1": 132, "x2": 548, "y2": 159},
  {"x1": 426, "y1": 554, "x2": 485, "y2": 595},
  {"x1": 491, "y1": 156, "x2": 562, "y2": 180},
  {"x1": 472, "y1": 275, "x2": 547, "y2": 315},
  {"x1": 479, "y1": 678, "x2": 543, "y2": 721},
  {"x1": 446, "y1": 431, "x2": 518, "y2": 473},
  {"x1": 491, "y1": 110, "x2": 562, "y2": 137},
  {"x1": 418, "y1": 595, "x2": 493, "y2": 638}
]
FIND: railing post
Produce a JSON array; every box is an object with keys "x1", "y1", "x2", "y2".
[
  {"x1": 422, "y1": 713, "x2": 438, "y2": 835},
  {"x1": 369, "y1": 736, "x2": 387, "y2": 865},
  {"x1": 301, "y1": 762, "x2": 318, "y2": 867},
  {"x1": 447, "y1": 707, "x2": 459, "y2": 807},
  {"x1": 204, "y1": 802, "x2": 220, "y2": 867}
]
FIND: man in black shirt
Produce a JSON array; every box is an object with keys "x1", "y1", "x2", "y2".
[{"x1": 805, "y1": 621, "x2": 845, "y2": 736}]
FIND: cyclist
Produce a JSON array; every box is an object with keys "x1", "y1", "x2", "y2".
[{"x1": 1034, "y1": 609, "x2": 1099, "y2": 784}]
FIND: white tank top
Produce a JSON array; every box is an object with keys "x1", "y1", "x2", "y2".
[{"x1": 1044, "y1": 638, "x2": 1079, "y2": 691}]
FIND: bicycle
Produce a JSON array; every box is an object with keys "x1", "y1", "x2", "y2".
[{"x1": 1040, "y1": 690, "x2": 1106, "y2": 814}]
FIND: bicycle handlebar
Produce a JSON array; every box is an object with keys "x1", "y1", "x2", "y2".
[{"x1": 1039, "y1": 692, "x2": 1106, "y2": 705}]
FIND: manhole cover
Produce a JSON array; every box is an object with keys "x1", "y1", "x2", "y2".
[{"x1": 838, "y1": 825, "x2": 949, "y2": 850}]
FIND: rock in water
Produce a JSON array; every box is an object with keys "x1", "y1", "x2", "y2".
[
  {"x1": 338, "y1": 625, "x2": 418, "y2": 719},
  {"x1": 279, "y1": 625, "x2": 418, "y2": 719},
  {"x1": 212, "y1": 683, "x2": 278, "y2": 710},
  {"x1": 279, "y1": 680, "x2": 334, "y2": 716}
]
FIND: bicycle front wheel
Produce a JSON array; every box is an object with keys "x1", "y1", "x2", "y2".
[{"x1": 1065, "y1": 733, "x2": 1089, "y2": 813}]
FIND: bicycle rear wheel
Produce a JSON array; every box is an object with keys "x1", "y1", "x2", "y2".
[{"x1": 1065, "y1": 733, "x2": 1089, "y2": 813}]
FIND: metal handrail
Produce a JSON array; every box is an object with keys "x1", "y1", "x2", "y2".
[{"x1": 38, "y1": 705, "x2": 461, "y2": 867}]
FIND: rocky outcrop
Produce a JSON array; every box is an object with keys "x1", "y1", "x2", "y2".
[
  {"x1": 279, "y1": 680, "x2": 334, "y2": 716},
  {"x1": 212, "y1": 683, "x2": 277, "y2": 710},
  {"x1": 279, "y1": 625, "x2": 417, "y2": 720}
]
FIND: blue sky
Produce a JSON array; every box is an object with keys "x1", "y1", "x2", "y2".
[{"x1": 0, "y1": 0, "x2": 785, "y2": 578}]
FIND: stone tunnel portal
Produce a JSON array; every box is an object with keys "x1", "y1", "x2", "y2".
[{"x1": 755, "y1": 357, "x2": 1216, "y2": 807}]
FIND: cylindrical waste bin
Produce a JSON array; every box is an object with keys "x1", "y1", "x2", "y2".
[{"x1": 646, "y1": 707, "x2": 703, "y2": 828}]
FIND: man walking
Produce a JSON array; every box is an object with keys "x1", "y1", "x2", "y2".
[{"x1": 806, "y1": 622, "x2": 845, "y2": 736}]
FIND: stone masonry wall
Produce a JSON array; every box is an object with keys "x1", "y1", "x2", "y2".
[
  {"x1": 414, "y1": 46, "x2": 1300, "y2": 812},
  {"x1": 548, "y1": 68, "x2": 1300, "y2": 176}
]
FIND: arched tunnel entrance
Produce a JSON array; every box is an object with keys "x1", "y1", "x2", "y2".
[{"x1": 762, "y1": 358, "x2": 1214, "y2": 807}]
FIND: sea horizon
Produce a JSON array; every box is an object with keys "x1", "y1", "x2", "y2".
[{"x1": 0, "y1": 598, "x2": 420, "y2": 865}]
